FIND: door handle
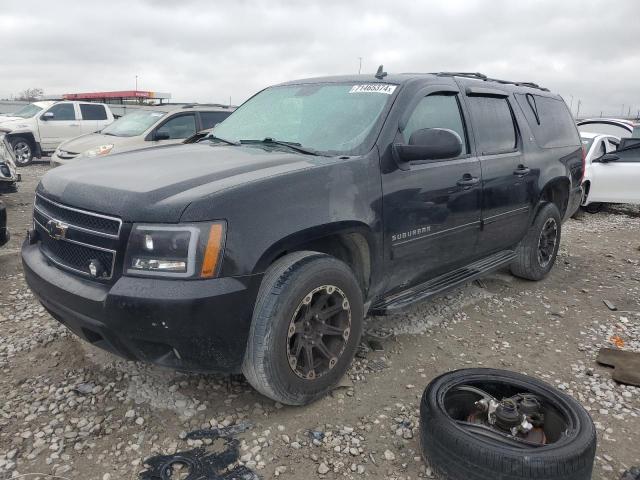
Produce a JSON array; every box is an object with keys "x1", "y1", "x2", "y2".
[
  {"x1": 457, "y1": 175, "x2": 480, "y2": 187},
  {"x1": 514, "y1": 165, "x2": 530, "y2": 176}
]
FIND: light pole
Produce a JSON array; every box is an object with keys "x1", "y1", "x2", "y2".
[
  {"x1": 135, "y1": 75, "x2": 138, "y2": 92},
  {"x1": 358, "y1": 57, "x2": 363, "y2": 74}
]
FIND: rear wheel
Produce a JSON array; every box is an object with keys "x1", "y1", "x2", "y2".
[
  {"x1": 511, "y1": 202, "x2": 561, "y2": 281},
  {"x1": 584, "y1": 202, "x2": 603, "y2": 214},
  {"x1": 11, "y1": 137, "x2": 34, "y2": 166},
  {"x1": 242, "y1": 251, "x2": 363, "y2": 405}
]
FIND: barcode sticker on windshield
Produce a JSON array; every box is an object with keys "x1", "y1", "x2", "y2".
[{"x1": 349, "y1": 84, "x2": 397, "y2": 95}]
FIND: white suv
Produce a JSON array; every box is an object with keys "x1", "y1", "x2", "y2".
[{"x1": 0, "y1": 101, "x2": 114, "y2": 166}]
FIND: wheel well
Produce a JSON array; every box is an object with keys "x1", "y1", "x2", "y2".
[
  {"x1": 539, "y1": 179, "x2": 570, "y2": 218},
  {"x1": 274, "y1": 233, "x2": 371, "y2": 294},
  {"x1": 7, "y1": 132, "x2": 37, "y2": 152},
  {"x1": 582, "y1": 180, "x2": 591, "y2": 203}
]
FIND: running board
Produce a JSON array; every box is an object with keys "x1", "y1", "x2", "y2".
[{"x1": 370, "y1": 250, "x2": 516, "y2": 315}]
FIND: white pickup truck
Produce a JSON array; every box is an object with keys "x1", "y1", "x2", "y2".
[{"x1": 0, "y1": 100, "x2": 114, "y2": 165}]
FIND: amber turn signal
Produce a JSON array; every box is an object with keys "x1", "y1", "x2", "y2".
[{"x1": 200, "y1": 223, "x2": 224, "y2": 278}]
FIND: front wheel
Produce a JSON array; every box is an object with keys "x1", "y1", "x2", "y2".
[
  {"x1": 242, "y1": 251, "x2": 363, "y2": 405},
  {"x1": 511, "y1": 202, "x2": 562, "y2": 281},
  {"x1": 11, "y1": 137, "x2": 34, "y2": 166}
]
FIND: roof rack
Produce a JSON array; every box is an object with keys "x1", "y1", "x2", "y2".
[{"x1": 434, "y1": 72, "x2": 549, "y2": 92}]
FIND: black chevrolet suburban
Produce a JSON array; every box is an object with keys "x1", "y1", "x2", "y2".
[{"x1": 22, "y1": 71, "x2": 583, "y2": 405}]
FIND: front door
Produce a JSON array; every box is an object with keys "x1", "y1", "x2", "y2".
[
  {"x1": 464, "y1": 93, "x2": 531, "y2": 252},
  {"x1": 382, "y1": 89, "x2": 482, "y2": 291},
  {"x1": 37, "y1": 103, "x2": 80, "y2": 151},
  {"x1": 589, "y1": 139, "x2": 640, "y2": 204}
]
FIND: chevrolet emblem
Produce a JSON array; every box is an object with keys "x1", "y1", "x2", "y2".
[{"x1": 46, "y1": 219, "x2": 69, "y2": 240}]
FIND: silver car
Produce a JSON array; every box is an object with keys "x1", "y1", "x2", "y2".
[{"x1": 51, "y1": 104, "x2": 234, "y2": 166}]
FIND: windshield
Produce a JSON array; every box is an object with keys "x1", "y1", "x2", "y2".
[
  {"x1": 213, "y1": 83, "x2": 397, "y2": 155},
  {"x1": 101, "y1": 110, "x2": 167, "y2": 137},
  {"x1": 633, "y1": 125, "x2": 640, "y2": 139},
  {"x1": 11, "y1": 103, "x2": 43, "y2": 119}
]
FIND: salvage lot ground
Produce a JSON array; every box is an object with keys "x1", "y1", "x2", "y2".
[{"x1": 0, "y1": 164, "x2": 639, "y2": 480}]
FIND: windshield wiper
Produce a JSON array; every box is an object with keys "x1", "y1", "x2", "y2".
[
  {"x1": 239, "y1": 138, "x2": 323, "y2": 156},
  {"x1": 206, "y1": 135, "x2": 240, "y2": 146}
]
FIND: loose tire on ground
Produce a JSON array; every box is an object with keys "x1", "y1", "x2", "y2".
[
  {"x1": 420, "y1": 368, "x2": 597, "y2": 480},
  {"x1": 511, "y1": 202, "x2": 562, "y2": 281},
  {"x1": 11, "y1": 137, "x2": 34, "y2": 166},
  {"x1": 242, "y1": 251, "x2": 364, "y2": 405}
]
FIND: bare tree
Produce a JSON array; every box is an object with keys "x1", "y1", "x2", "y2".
[{"x1": 17, "y1": 88, "x2": 44, "y2": 101}]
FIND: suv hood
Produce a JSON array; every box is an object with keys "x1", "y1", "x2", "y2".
[
  {"x1": 0, "y1": 118, "x2": 33, "y2": 132},
  {"x1": 38, "y1": 143, "x2": 318, "y2": 222},
  {"x1": 57, "y1": 132, "x2": 156, "y2": 156}
]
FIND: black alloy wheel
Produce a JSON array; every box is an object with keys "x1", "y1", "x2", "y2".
[
  {"x1": 286, "y1": 284, "x2": 351, "y2": 380},
  {"x1": 537, "y1": 217, "x2": 558, "y2": 268}
]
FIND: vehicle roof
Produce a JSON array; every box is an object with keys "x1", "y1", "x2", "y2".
[{"x1": 274, "y1": 71, "x2": 558, "y2": 97}]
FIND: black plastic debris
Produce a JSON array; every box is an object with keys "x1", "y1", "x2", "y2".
[
  {"x1": 603, "y1": 299, "x2": 618, "y2": 311},
  {"x1": 139, "y1": 423, "x2": 258, "y2": 480},
  {"x1": 621, "y1": 467, "x2": 640, "y2": 480}
]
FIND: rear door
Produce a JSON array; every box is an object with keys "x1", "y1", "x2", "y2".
[
  {"x1": 588, "y1": 139, "x2": 640, "y2": 203},
  {"x1": 464, "y1": 90, "x2": 531, "y2": 253},
  {"x1": 382, "y1": 86, "x2": 482, "y2": 289},
  {"x1": 37, "y1": 103, "x2": 80, "y2": 150},
  {"x1": 78, "y1": 103, "x2": 110, "y2": 134}
]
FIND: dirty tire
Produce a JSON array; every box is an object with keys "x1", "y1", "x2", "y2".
[
  {"x1": 11, "y1": 137, "x2": 34, "y2": 166},
  {"x1": 420, "y1": 369, "x2": 597, "y2": 480},
  {"x1": 242, "y1": 251, "x2": 363, "y2": 405},
  {"x1": 511, "y1": 202, "x2": 561, "y2": 281},
  {"x1": 584, "y1": 202, "x2": 603, "y2": 214}
]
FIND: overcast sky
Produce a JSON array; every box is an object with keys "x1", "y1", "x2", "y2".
[{"x1": 1, "y1": 0, "x2": 638, "y2": 118}]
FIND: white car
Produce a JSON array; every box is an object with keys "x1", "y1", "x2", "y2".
[
  {"x1": 580, "y1": 131, "x2": 640, "y2": 211},
  {"x1": 0, "y1": 101, "x2": 114, "y2": 166}
]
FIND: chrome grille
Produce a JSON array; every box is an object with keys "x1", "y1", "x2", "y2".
[
  {"x1": 35, "y1": 194, "x2": 121, "y2": 237},
  {"x1": 33, "y1": 195, "x2": 121, "y2": 280}
]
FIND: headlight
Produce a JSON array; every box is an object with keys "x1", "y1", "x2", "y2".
[
  {"x1": 84, "y1": 144, "x2": 114, "y2": 157},
  {"x1": 124, "y1": 222, "x2": 226, "y2": 278}
]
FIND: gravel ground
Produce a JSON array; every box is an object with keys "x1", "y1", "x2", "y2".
[{"x1": 0, "y1": 164, "x2": 639, "y2": 480}]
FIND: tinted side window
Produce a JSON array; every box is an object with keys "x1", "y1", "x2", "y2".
[
  {"x1": 404, "y1": 94, "x2": 468, "y2": 154},
  {"x1": 46, "y1": 103, "x2": 76, "y2": 121},
  {"x1": 156, "y1": 114, "x2": 197, "y2": 139},
  {"x1": 80, "y1": 104, "x2": 107, "y2": 120},
  {"x1": 467, "y1": 96, "x2": 517, "y2": 155},
  {"x1": 200, "y1": 111, "x2": 232, "y2": 130},
  {"x1": 515, "y1": 94, "x2": 579, "y2": 148}
]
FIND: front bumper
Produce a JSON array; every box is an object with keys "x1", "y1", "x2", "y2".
[{"x1": 22, "y1": 241, "x2": 262, "y2": 373}]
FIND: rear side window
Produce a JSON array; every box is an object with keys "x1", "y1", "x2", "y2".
[
  {"x1": 516, "y1": 94, "x2": 579, "y2": 148},
  {"x1": 200, "y1": 111, "x2": 232, "y2": 130},
  {"x1": 80, "y1": 104, "x2": 108, "y2": 121},
  {"x1": 404, "y1": 94, "x2": 468, "y2": 154},
  {"x1": 467, "y1": 96, "x2": 517, "y2": 155}
]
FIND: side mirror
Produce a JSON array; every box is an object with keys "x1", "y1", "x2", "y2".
[
  {"x1": 41, "y1": 112, "x2": 55, "y2": 121},
  {"x1": 595, "y1": 153, "x2": 619, "y2": 163},
  {"x1": 393, "y1": 128, "x2": 462, "y2": 170},
  {"x1": 154, "y1": 131, "x2": 171, "y2": 141}
]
